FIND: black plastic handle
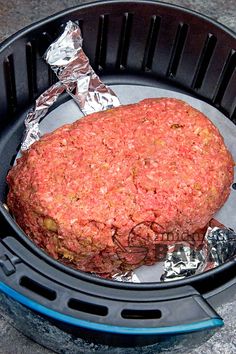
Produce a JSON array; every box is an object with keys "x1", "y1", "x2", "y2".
[{"x1": 0, "y1": 236, "x2": 223, "y2": 338}]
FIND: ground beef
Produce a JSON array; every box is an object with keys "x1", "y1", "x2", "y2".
[{"x1": 6, "y1": 98, "x2": 234, "y2": 276}]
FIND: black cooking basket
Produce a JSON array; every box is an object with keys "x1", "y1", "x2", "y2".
[{"x1": 0, "y1": 0, "x2": 235, "y2": 350}]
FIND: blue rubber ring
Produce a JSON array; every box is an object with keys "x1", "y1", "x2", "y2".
[{"x1": 0, "y1": 282, "x2": 223, "y2": 335}]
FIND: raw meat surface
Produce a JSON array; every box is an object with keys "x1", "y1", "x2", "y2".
[{"x1": 7, "y1": 98, "x2": 234, "y2": 275}]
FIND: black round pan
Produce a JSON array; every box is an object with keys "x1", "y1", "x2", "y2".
[{"x1": 0, "y1": 0, "x2": 235, "y2": 349}]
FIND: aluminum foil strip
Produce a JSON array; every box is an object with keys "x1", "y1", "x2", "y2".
[
  {"x1": 112, "y1": 271, "x2": 141, "y2": 283},
  {"x1": 44, "y1": 21, "x2": 120, "y2": 115},
  {"x1": 205, "y1": 227, "x2": 236, "y2": 266},
  {"x1": 161, "y1": 227, "x2": 236, "y2": 282},
  {"x1": 21, "y1": 21, "x2": 120, "y2": 150},
  {"x1": 160, "y1": 244, "x2": 206, "y2": 282},
  {"x1": 112, "y1": 226, "x2": 236, "y2": 282},
  {"x1": 21, "y1": 82, "x2": 65, "y2": 151}
]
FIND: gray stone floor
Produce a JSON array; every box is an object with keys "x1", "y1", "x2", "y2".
[
  {"x1": 0, "y1": 0, "x2": 235, "y2": 353},
  {"x1": 0, "y1": 298, "x2": 235, "y2": 353},
  {"x1": 0, "y1": 0, "x2": 235, "y2": 42}
]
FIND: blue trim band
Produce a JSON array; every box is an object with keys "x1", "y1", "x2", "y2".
[{"x1": 0, "y1": 282, "x2": 223, "y2": 335}]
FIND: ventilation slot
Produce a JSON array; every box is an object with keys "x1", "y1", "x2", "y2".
[
  {"x1": 39, "y1": 32, "x2": 58, "y2": 87},
  {"x1": 20, "y1": 276, "x2": 56, "y2": 301},
  {"x1": 26, "y1": 41, "x2": 38, "y2": 100},
  {"x1": 192, "y1": 34, "x2": 217, "y2": 89},
  {"x1": 4, "y1": 54, "x2": 17, "y2": 115},
  {"x1": 117, "y1": 13, "x2": 133, "y2": 70},
  {"x1": 48, "y1": 67, "x2": 57, "y2": 86},
  {"x1": 73, "y1": 19, "x2": 84, "y2": 37},
  {"x1": 167, "y1": 23, "x2": 189, "y2": 78},
  {"x1": 231, "y1": 105, "x2": 236, "y2": 124},
  {"x1": 142, "y1": 15, "x2": 161, "y2": 71},
  {"x1": 121, "y1": 309, "x2": 162, "y2": 320},
  {"x1": 213, "y1": 50, "x2": 236, "y2": 106},
  {"x1": 95, "y1": 15, "x2": 109, "y2": 70},
  {"x1": 68, "y1": 298, "x2": 108, "y2": 316}
]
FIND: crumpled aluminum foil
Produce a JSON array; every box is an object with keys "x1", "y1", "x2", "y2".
[
  {"x1": 21, "y1": 20, "x2": 120, "y2": 150},
  {"x1": 160, "y1": 227, "x2": 236, "y2": 282},
  {"x1": 21, "y1": 82, "x2": 65, "y2": 150},
  {"x1": 159, "y1": 244, "x2": 205, "y2": 281},
  {"x1": 205, "y1": 227, "x2": 236, "y2": 266},
  {"x1": 45, "y1": 21, "x2": 120, "y2": 115},
  {"x1": 112, "y1": 271, "x2": 141, "y2": 283},
  {"x1": 111, "y1": 226, "x2": 236, "y2": 282}
]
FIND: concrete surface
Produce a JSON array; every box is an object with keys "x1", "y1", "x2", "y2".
[
  {"x1": 0, "y1": 0, "x2": 235, "y2": 42},
  {"x1": 0, "y1": 0, "x2": 235, "y2": 353}
]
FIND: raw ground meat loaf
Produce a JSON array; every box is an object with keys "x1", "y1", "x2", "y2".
[{"x1": 7, "y1": 98, "x2": 234, "y2": 276}]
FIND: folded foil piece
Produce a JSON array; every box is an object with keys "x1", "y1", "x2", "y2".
[
  {"x1": 112, "y1": 271, "x2": 141, "y2": 283},
  {"x1": 21, "y1": 20, "x2": 120, "y2": 150},
  {"x1": 205, "y1": 227, "x2": 236, "y2": 266},
  {"x1": 112, "y1": 226, "x2": 236, "y2": 282},
  {"x1": 161, "y1": 227, "x2": 236, "y2": 282},
  {"x1": 21, "y1": 82, "x2": 65, "y2": 150},
  {"x1": 159, "y1": 244, "x2": 204, "y2": 281},
  {"x1": 45, "y1": 20, "x2": 120, "y2": 115}
]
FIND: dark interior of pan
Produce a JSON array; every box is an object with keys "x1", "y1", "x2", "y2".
[{"x1": 0, "y1": 0, "x2": 235, "y2": 348}]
